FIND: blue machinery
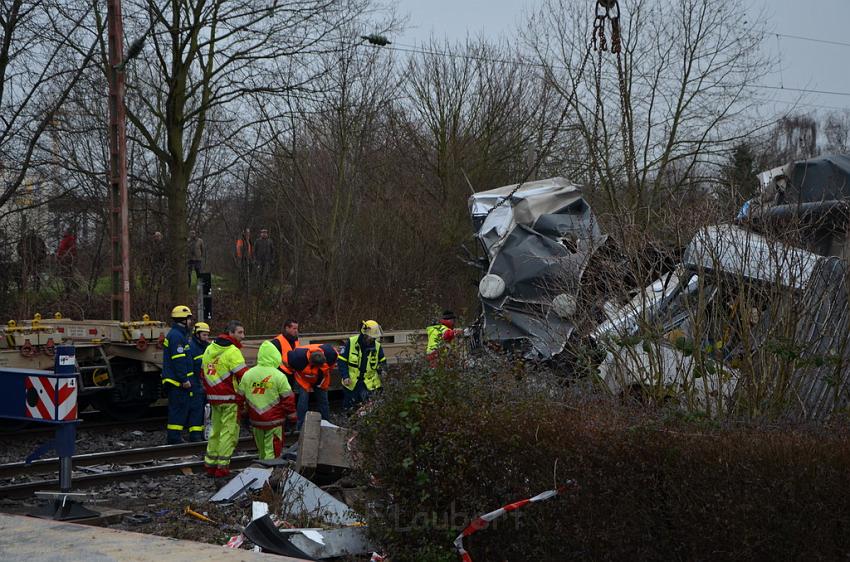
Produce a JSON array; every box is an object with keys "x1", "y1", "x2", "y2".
[{"x1": 0, "y1": 345, "x2": 99, "y2": 520}]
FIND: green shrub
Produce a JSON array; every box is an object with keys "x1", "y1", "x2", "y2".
[{"x1": 352, "y1": 355, "x2": 850, "y2": 561}]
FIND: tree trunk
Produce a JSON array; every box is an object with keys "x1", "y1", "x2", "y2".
[{"x1": 167, "y1": 166, "x2": 189, "y2": 306}]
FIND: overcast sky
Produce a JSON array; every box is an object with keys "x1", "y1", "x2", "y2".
[{"x1": 392, "y1": 0, "x2": 850, "y2": 116}]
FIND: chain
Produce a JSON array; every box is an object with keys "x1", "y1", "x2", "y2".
[
  {"x1": 609, "y1": 2, "x2": 622, "y2": 54},
  {"x1": 615, "y1": 48, "x2": 637, "y2": 191},
  {"x1": 481, "y1": 1, "x2": 625, "y2": 220},
  {"x1": 592, "y1": 13, "x2": 607, "y2": 52},
  {"x1": 592, "y1": 1, "x2": 633, "y2": 188},
  {"x1": 588, "y1": 47, "x2": 604, "y2": 194},
  {"x1": 593, "y1": 0, "x2": 621, "y2": 53}
]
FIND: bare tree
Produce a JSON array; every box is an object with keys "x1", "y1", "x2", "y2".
[
  {"x1": 112, "y1": 0, "x2": 375, "y2": 303},
  {"x1": 401, "y1": 38, "x2": 554, "y2": 211},
  {"x1": 823, "y1": 110, "x2": 850, "y2": 155},
  {"x1": 0, "y1": 0, "x2": 99, "y2": 209},
  {"x1": 252, "y1": 21, "x2": 399, "y2": 322},
  {"x1": 524, "y1": 0, "x2": 771, "y2": 221}
]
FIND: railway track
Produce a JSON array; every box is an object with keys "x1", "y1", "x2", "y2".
[
  {"x1": 0, "y1": 434, "x2": 291, "y2": 498},
  {"x1": 0, "y1": 415, "x2": 168, "y2": 439}
]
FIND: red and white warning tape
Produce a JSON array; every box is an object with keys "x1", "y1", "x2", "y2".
[
  {"x1": 453, "y1": 483, "x2": 573, "y2": 562},
  {"x1": 224, "y1": 534, "x2": 244, "y2": 548}
]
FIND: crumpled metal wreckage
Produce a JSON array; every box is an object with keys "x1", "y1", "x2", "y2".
[
  {"x1": 593, "y1": 223, "x2": 826, "y2": 409},
  {"x1": 469, "y1": 177, "x2": 607, "y2": 359},
  {"x1": 470, "y1": 160, "x2": 850, "y2": 416}
]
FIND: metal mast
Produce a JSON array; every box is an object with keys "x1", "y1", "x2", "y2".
[{"x1": 107, "y1": 0, "x2": 131, "y2": 321}]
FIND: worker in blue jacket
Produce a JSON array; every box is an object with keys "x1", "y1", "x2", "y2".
[
  {"x1": 338, "y1": 320, "x2": 386, "y2": 411},
  {"x1": 162, "y1": 305, "x2": 194, "y2": 444},
  {"x1": 187, "y1": 322, "x2": 210, "y2": 442}
]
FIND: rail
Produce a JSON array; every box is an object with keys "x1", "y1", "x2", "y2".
[{"x1": 0, "y1": 435, "x2": 277, "y2": 498}]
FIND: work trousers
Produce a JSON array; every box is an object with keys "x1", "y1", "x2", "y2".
[
  {"x1": 296, "y1": 387, "x2": 329, "y2": 430},
  {"x1": 165, "y1": 385, "x2": 190, "y2": 444},
  {"x1": 343, "y1": 379, "x2": 371, "y2": 411},
  {"x1": 187, "y1": 391, "x2": 206, "y2": 442},
  {"x1": 204, "y1": 403, "x2": 239, "y2": 469},
  {"x1": 187, "y1": 260, "x2": 202, "y2": 288},
  {"x1": 252, "y1": 426, "x2": 283, "y2": 460}
]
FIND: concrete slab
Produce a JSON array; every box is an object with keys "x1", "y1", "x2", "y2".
[
  {"x1": 0, "y1": 513, "x2": 308, "y2": 561},
  {"x1": 69, "y1": 506, "x2": 132, "y2": 527}
]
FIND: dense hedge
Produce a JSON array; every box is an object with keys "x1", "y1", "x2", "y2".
[{"x1": 351, "y1": 357, "x2": 850, "y2": 561}]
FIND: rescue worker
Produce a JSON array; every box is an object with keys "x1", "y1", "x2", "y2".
[
  {"x1": 187, "y1": 322, "x2": 210, "y2": 442},
  {"x1": 202, "y1": 320, "x2": 248, "y2": 477},
  {"x1": 272, "y1": 319, "x2": 299, "y2": 383},
  {"x1": 286, "y1": 343, "x2": 338, "y2": 430},
  {"x1": 338, "y1": 320, "x2": 386, "y2": 411},
  {"x1": 237, "y1": 340, "x2": 297, "y2": 459},
  {"x1": 426, "y1": 310, "x2": 463, "y2": 367},
  {"x1": 161, "y1": 305, "x2": 194, "y2": 444}
]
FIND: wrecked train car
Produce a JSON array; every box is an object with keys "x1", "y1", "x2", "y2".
[
  {"x1": 786, "y1": 257, "x2": 850, "y2": 420},
  {"x1": 748, "y1": 154, "x2": 850, "y2": 257},
  {"x1": 594, "y1": 224, "x2": 826, "y2": 413},
  {"x1": 469, "y1": 177, "x2": 606, "y2": 359}
]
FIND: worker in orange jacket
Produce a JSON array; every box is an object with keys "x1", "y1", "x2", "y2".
[
  {"x1": 271, "y1": 319, "x2": 299, "y2": 385},
  {"x1": 286, "y1": 344, "x2": 337, "y2": 430}
]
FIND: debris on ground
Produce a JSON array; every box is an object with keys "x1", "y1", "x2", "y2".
[
  {"x1": 295, "y1": 411, "x2": 352, "y2": 471},
  {"x1": 287, "y1": 525, "x2": 375, "y2": 558},
  {"x1": 0, "y1": 411, "x2": 378, "y2": 558},
  {"x1": 184, "y1": 505, "x2": 217, "y2": 524},
  {"x1": 242, "y1": 514, "x2": 315, "y2": 558},
  {"x1": 210, "y1": 467, "x2": 272, "y2": 503},
  {"x1": 280, "y1": 467, "x2": 359, "y2": 527}
]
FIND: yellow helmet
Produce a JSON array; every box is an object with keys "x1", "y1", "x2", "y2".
[
  {"x1": 194, "y1": 322, "x2": 210, "y2": 334},
  {"x1": 171, "y1": 305, "x2": 192, "y2": 319},
  {"x1": 361, "y1": 320, "x2": 383, "y2": 338}
]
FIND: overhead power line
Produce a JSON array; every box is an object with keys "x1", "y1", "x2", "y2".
[
  {"x1": 774, "y1": 32, "x2": 850, "y2": 50},
  {"x1": 363, "y1": 42, "x2": 850, "y2": 103}
]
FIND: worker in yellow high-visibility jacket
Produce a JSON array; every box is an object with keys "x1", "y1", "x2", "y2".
[
  {"x1": 237, "y1": 340, "x2": 296, "y2": 459},
  {"x1": 202, "y1": 320, "x2": 247, "y2": 477}
]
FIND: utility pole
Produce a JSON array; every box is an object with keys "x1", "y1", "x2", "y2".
[{"x1": 107, "y1": 0, "x2": 131, "y2": 321}]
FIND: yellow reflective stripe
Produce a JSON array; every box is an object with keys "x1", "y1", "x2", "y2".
[
  {"x1": 194, "y1": 354, "x2": 204, "y2": 360},
  {"x1": 167, "y1": 424, "x2": 183, "y2": 430},
  {"x1": 163, "y1": 339, "x2": 169, "y2": 347},
  {"x1": 172, "y1": 353, "x2": 187, "y2": 359},
  {"x1": 162, "y1": 378, "x2": 180, "y2": 387},
  {"x1": 188, "y1": 426, "x2": 204, "y2": 432}
]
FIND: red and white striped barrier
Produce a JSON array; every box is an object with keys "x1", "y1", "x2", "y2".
[
  {"x1": 24, "y1": 375, "x2": 77, "y2": 421},
  {"x1": 453, "y1": 484, "x2": 573, "y2": 562}
]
